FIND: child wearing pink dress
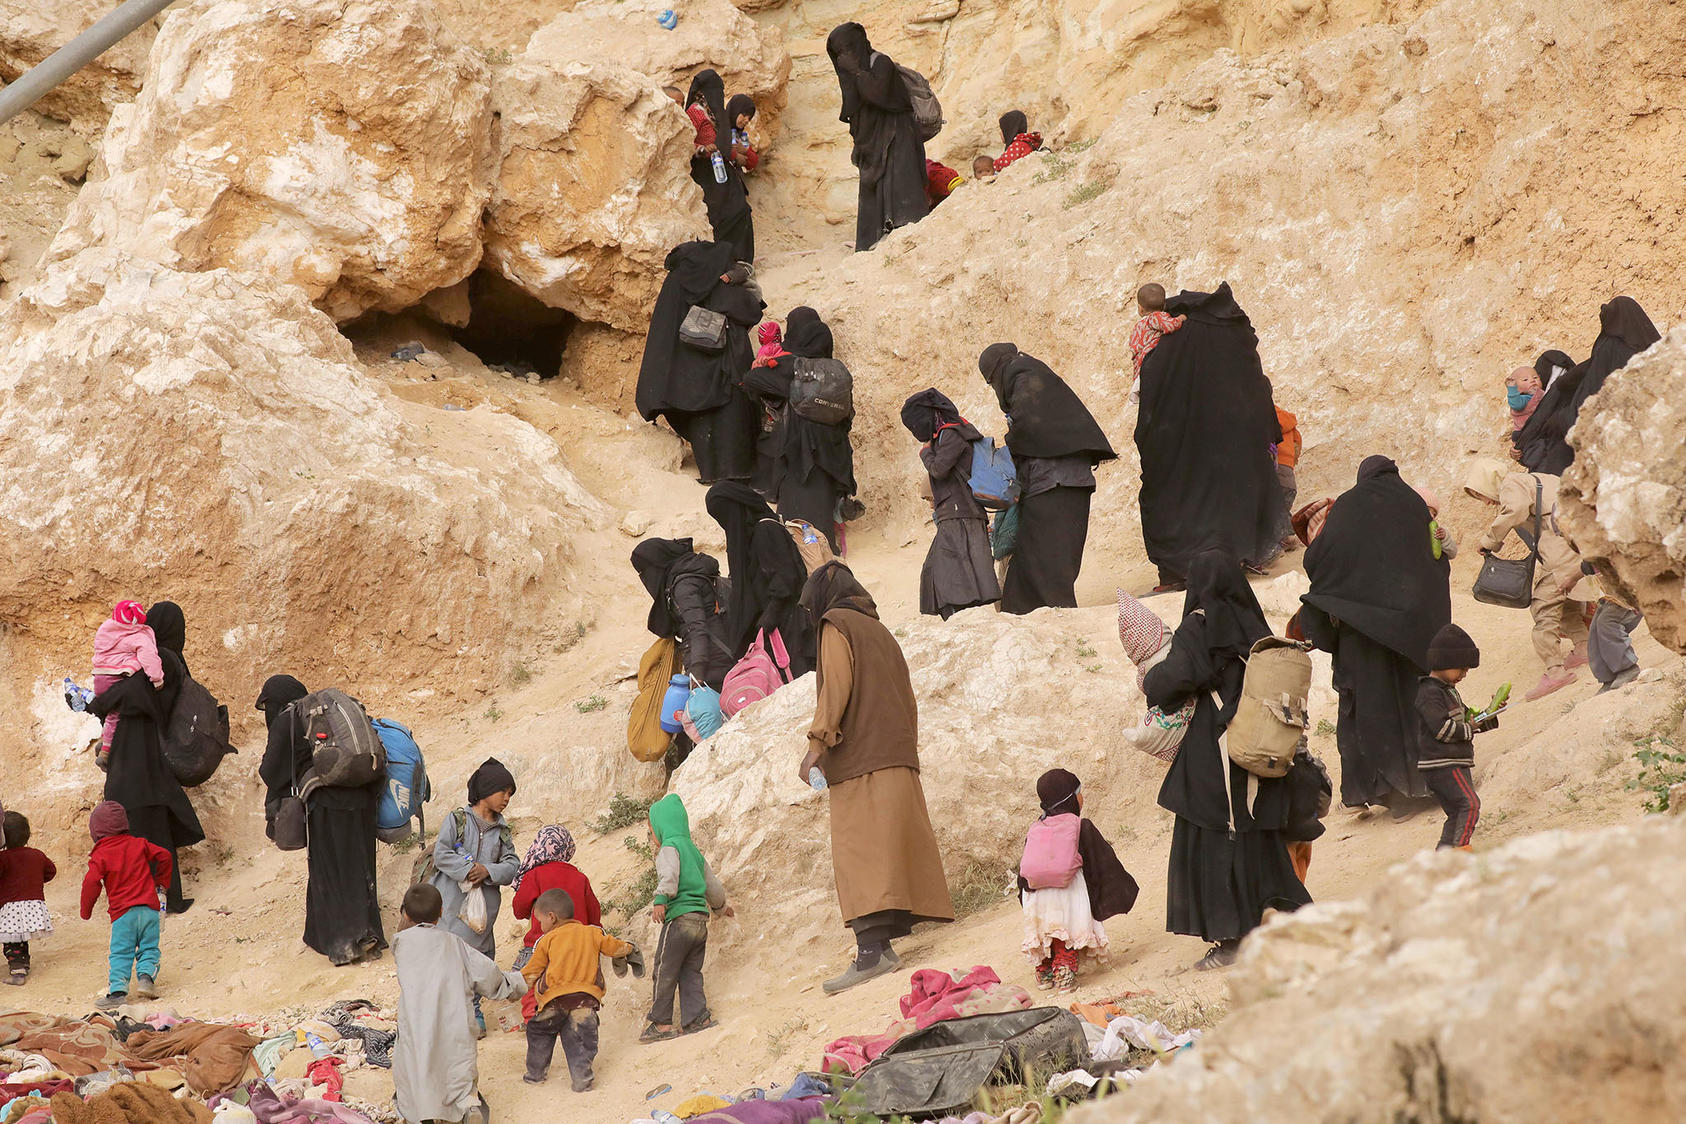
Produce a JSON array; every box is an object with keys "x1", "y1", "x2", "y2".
[{"x1": 92, "y1": 601, "x2": 164, "y2": 766}]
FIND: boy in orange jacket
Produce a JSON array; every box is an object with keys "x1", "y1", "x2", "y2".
[
  {"x1": 519, "y1": 889, "x2": 639, "y2": 1091},
  {"x1": 80, "y1": 801, "x2": 171, "y2": 1010}
]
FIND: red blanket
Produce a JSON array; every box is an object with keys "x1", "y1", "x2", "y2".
[{"x1": 821, "y1": 966, "x2": 1031, "y2": 1074}]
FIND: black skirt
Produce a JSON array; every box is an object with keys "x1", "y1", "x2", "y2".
[
  {"x1": 920, "y1": 516, "x2": 1001, "y2": 619},
  {"x1": 304, "y1": 787, "x2": 387, "y2": 966},
  {"x1": 670, "y1": 391, "x2": 758, "y2": 485},
  {"x1": 1165, "y1": 817, "x2": 1311, "y2": 943},
  {"x1": 1002, "y1": 486, "x2": 1091, "y2": 614},
  {"x1": 1332, "y1": 624, "x2": 1429, "y2": 807}
]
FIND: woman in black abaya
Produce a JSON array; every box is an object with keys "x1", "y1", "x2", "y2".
[
  {"x1": 631, "y1": 537, "x2": 735, "y2": 691},
  {"x1": 742, "y1": 307, "x2": 855, "y2": 550},
  {"x1": 1299, "y1": 456, "x2": 1451, "y2": 812},
  {"x1": 979, "y1": 343, "x2": 1115, "y2": 614},
  {"x1": 685, "y1": 70, "x2": 755, "y2": 262},
  {"x1": 1135, "y1": 284, "x2": 1285, "y2": 589},
  {"x1": 1149, "y1": 549, "x2": 1309, "y2": 971},
  {"x1": 705, "y1": 482, "x2": 816, "y2": 674},
  {"x1": 1568, "y1": 296, "x2": 1659, "y2": 419},
  {"x1": 827, "y1": 23, "x2": 927, "y2": 252},
  {"x1": 257, "y1": 675, "x2": 386, "y2": 966},
  {"x1": 636, "y1": 240, "x2": 764, "y2": 484},
  {"x1": 901, "y1": 388, "x2": 1001, "y2": 619},
  {"x1": 88, "y1": 600, "x2": 205, "y2": 914}
]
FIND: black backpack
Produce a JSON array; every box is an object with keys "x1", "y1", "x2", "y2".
[
  {"x1": 161, "y1": 675, "x2": 236, "y2": 787},
  {"x1": 789, "y1": 357, "x2": 854, "y2": 424}
]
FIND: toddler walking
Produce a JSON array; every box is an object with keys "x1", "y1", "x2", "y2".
[
  {"x1": 0, "y1": 811, "x2": 56, "y2": 986},
  {"x1": 1017, "y1": 769, "x2": 1137, "y2": 993},
  {"x1": 640, "y1": 794, "x2": 732, "y2": 1042},
  {"x1": 1416, "y1": 624, "x2": 1497, "y2": 851},
  {"x1": 79, "y1": 801, "x2": 171, "y2": 1009},
  {"x1": 92, "y1": 601, "x2": 164, "y2": 767},
  {"x1": 520, "y1": 889, "x2": 639, "y2": 1091}
]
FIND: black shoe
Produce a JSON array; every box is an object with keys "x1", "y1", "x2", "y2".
[
  {"x1": 95, "y1": 992, "x2": 128, "y2": 1012},
  {"x1": 1192, "y1": 944, "x2": 1238, "y2": 972},
  {"x1": 166, "y1": 897, "x2": 194, "y2": 915}
]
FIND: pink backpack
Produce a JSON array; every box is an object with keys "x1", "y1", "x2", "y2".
[
  {"x1": 1019, "y1": 813, "x2": 1082, "y2": 890},
  {"x1": 721, "y1": 628, "x2": 794, "y2": 717}
]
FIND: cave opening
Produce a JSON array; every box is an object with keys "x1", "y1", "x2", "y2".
[{"x1": 446, "y1": 268, "x2": 576, "y2": 379}]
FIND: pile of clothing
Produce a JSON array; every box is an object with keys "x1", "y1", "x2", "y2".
[
  {"x1": 0, "y1": 1001, "x2": 401, "y2": 1124},
  {"x1": 821, "y1": 966, "x2": 1034, "y2": 1075}
]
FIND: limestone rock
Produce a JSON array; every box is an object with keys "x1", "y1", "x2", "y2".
[
  {"x1": 0, "y1": 0, "x2": 160, "y2": 128},
  {"x1": 48, "y1": 0, "x2": 496, "y2": 324},
  {"x1": 1069, "y1": 817, "x2": 1686, "y2": 1121},
  {"x1": 524, "y1": 0, "x2": 790, "y2": 134},
  {"x1": 0, "y1": 249, "x2": 607, "y2": 706},
  {"x1": 483, "y1": 60, "x2": 709, "y2": 333},
  {"x1": 1560, "y1": 328, "x2": 1686, "y2": 654}
]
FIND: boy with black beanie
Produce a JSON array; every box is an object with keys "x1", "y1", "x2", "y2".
[{"x1": 1416, "y1": 623, "x2": 1497, "y2": 850}]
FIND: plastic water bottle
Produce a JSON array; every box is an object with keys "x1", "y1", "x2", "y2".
[
  {"x1": 657, "y1": 8, "x2": 678, "y2": 29},
  {"x1": 653, "y1": 1113, "x2": 682, "y2": 1124},
  {"x1": 305, "y1": 1033, "x2": 331, "y2": 1059},
  {"x1": 711, "y1": 150, "x2": 727, "y2": 184},
  {"x1": 809, "y1": 767, "x2": 828, "y2": 791},
  {"x1": 64, "y1": 677, "x2": 87, "y2": 712}
]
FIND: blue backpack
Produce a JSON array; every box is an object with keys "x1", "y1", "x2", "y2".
[
  {"x1": 968, "y1": 435, "x2": 1020, "y2": 509},
  {"x1": 372, "y1": 718, "x2": 431, "y2": 843}
]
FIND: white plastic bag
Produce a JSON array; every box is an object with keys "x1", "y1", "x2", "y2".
[{"x1": 458, "y1": 880, "x2": 489, "y2": 934}]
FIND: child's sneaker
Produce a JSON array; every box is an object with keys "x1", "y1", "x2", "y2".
[
  {"x1": 135, "y1": 974, "x2": 157, "y2": 999},
  {"x1": 5, "y1": 968, "x2": 26, "y2": 986},
  {"x1": 95, "y1": 992, "x2": 127, "y2": 1012},
  {"x1": 1034, "y1": 964, "x2": 1055, "y2": 991},
  {"x1": 1053, "y1": 965, "x2": 1077, "y2": 994}
]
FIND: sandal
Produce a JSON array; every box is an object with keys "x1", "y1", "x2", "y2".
[
  {"x1": 638, "y1": 1023, "x2": 679, "y2": 1044},
  {"x1": 682, "y1": 1015, "x2": 719, "y2": 1035}
]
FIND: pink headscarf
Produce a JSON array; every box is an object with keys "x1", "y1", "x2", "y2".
[
  {"x1": 112, "y1": 600, "x2": 148, "y2": 626},
  {"x1": 754, "y1": 321, "x2": 783, "y2": 363}
]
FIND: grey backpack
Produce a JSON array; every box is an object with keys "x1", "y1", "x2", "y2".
[
  {"x1": 296, "y1": 688, "x2": 387, "y2": 791},
  {"x1": 790, "y1": 357, "x2": 854, "y2": 424},
  {"x1": 895, "y1": 63, "x2": 943, "y2": 141}
]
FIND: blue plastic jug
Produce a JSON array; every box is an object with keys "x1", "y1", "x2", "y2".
[{"x1": 660, "y1": 674, "x2": 691, "y2": 733}]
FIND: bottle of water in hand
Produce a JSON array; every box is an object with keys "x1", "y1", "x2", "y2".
[{"x1": 711, "y1": 149, "x2": 728, "y2": 184}]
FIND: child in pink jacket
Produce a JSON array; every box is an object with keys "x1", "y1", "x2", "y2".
[{"x1": 92, "y1": 601, "x2": 163, "y2": 767}]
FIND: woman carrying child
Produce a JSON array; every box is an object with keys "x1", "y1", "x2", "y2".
[
  {"x1": 900, "y1": 388, "x2": 1001, "y2": 619},
  {"x1": 1016, "y1": 770, "x2": 1136, "y2": 993},
  {"x1": 0, "y1": 811, "x2": 55, "y2": 986},
  {"x1": 685, "y1": 70, "x2": 755, "y2": 262},
  {"x1": 1148, "y1": 549, "x2": 1310, "y2": 971}
]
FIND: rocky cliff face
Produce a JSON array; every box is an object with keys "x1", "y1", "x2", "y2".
[
  {"x1": 1069, "y1": 814, "x2": 1686, "y2": 1122},
  {"x1": 1560, "y1": 328, "x2": 1686, "y2": 654}
]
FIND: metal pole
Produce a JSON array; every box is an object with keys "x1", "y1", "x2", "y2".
[{"x1": 0, "y1": 0, "x2": 179, "y2": 126}]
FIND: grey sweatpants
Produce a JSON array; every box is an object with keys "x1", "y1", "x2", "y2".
[
  {"x1": 648, "y1": 912, "x2": 709, "y2": 1028},
  {"x1": 1588, "y1": 601, "x2": 1642, "y2": 684}
]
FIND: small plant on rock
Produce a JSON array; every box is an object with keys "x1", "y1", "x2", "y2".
[
  {"x1": 574, "y1": 694, "x2": 609, "y2": 714},
  {"x1": 1627, "y1": 736, "x2": 1686, "y2": 813},
  {"x1": 591, "y1": 792, "x2": 655, "y2": 834}
]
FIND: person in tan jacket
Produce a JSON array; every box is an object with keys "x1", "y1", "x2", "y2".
[{"x1": 1464, "y1": 459, "x2": 1593, "y2": 701}]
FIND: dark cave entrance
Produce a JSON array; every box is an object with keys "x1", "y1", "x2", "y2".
[{"x1": 447, "y1": 268, "x2": 576, "y2": 379}]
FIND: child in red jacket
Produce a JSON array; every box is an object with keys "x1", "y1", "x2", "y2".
[
  {"x1": 80, "y1": 801, "x2": 171, "y2": 1010},
  {"x1": 0, "y1": 811, "x2": 56, "y2": 985}
]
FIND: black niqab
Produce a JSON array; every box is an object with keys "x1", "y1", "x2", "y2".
[
  {"x1": 1569, "y1": 295, "x2": 1660, "y2": 417},
  {"x1": 686, "y1": 70, "x2": 728, "y2": 149},
  {"x1": 826, "y1": 23, "x2": 873, "y2": 125},
  {"x1": 1512, "y1": 359, "x2": 1587, "y2": 473},
  {"x1": 1183, "y1": 548, "x2": 1270, "y2": 661},
  {"x1": 1301, "y1": 456, "x2": 1450, "y2": 670},
  {"x1": 631, "y1": 537, "x2": 696, "y2": 636},
  {"x1": 827, "y1": 22, "x2": 926, "y2": 251},
  {"x1": 256, "y1": 674, "x2": 308, "y2": 730},
  {"x1": 637, "y1": 240, "x2": 759, "y2": 422},
  {"x1": 706, "y1": 482, "x2": 816, "y2": 659},
  {"x1": 900, "y1": 388, "x2": 980, "y2": 444},
  {"x1": 1534, "y1": 349, "x2": 1575, "y2": 388},
  {"x1": 801, "y1": 561, "x2": 880, "y2": 621},
  {"x1": 146, "y1": 601, "x2": 186, "y2": 669},
  {"x1": 784, "y1": 306, "x2": 834, "y2": 358},
  {"x1": 1134, "y1": 283, "x2": 1284, "y2": 574},
  {"x1": 999, "y1": 110, "x2": 1028, "y2": 146},
  {"x1": 978, "y1": 344, "x2": 1116, "y2": 463}
]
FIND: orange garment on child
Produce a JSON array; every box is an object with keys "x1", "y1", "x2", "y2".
[
  {"x1": 520, "y1": 920, "x2": 634, "y2": 1007},
  {"x1": 1276, "y1": 407, "x2": 1302, "y2": 467}
]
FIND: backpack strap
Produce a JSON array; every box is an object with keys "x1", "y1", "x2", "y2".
[{"x1": 766, "y1": 628, "x2": 792, "y2": 679}]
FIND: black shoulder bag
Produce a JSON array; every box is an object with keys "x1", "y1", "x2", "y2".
[{"x1": 1472, "y1": 476, "x2": 1543, "y2": 610}]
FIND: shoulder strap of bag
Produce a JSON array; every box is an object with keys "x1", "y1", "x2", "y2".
[
  {"x1": 1515, "y1": 476, "x2": 1542, "y2": 555},
  {"x1": 768, "y1": 628, "x2": 791, "y2": 675}
]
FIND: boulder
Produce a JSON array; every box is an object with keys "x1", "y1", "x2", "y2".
[
  {"x1": 0, "y1": 0, "x2": 160, "y2": 129},
  {"x1": 483, "y1": 60, "x2": 709, "y2": 334},
  {"x1": 524, "y1": 0, "x2": 789, "y2": 134},
  {"x1": 0, "y1": 249, "x2": 606, "y2": 705},
  {"x1": 1068, "y1": 816, "x2": 1686, "y2": 1121},
  {"x1": 47, "y1": 0, "x2": 496, "y2": 324},
  {"x1": 1560, "y1": 327, "x2": 1686, "y2": 654}
]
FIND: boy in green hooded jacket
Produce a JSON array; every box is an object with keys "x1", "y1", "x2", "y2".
[{"x1": 640, "y1": 794, "x2": 733, "y2": 1042}]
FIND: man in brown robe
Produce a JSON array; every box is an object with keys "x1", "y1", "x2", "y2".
[{"x1": 800, "y1": 562, "x2": 953, "y2": 994}]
